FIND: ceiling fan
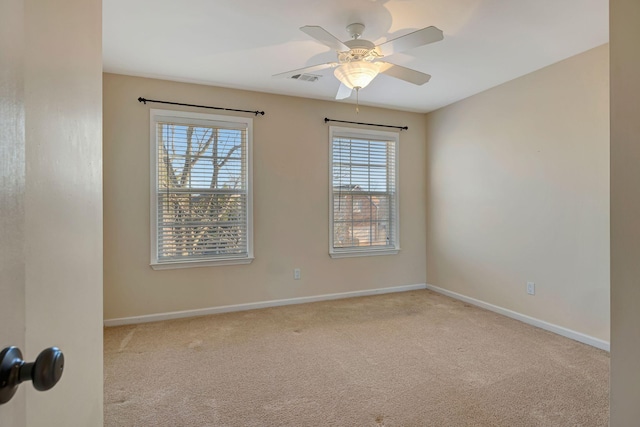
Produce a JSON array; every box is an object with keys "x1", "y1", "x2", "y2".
[{"x1": 274, "y1": 23, "x2": 444, "y2": 100}]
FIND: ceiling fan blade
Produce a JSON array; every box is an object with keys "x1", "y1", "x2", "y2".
[
  {"x1": 335, "y1": 83, "x2": 353, "y2": 100},
  {"x1": 300, "y1": 25, "x2": 350, "y2": 52},
  {"x1": 376, "y1": 26, "x2": 443, "y2": 57},
  {"x1": 378, "y1": 62, "x2": 431, "y2": 85},
  {"x1": 272, "y1": 62, "x2": 338, "y2": 79}
]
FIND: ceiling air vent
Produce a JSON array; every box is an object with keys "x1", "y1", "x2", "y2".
[{"x1": 290, "y1": 73, "x2": 321, "y2": 82}]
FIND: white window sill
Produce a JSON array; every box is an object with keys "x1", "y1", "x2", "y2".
[
  {"x1": 151, "y1": 257, "x2": 254, "y2": 270},
  {"x1": 329, "y1": 249, "x2": 400, "y2": 259}
]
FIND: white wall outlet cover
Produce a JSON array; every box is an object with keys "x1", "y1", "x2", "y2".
[{"x1": 526, "y1": 282, "x2": 535, "y2": 295}]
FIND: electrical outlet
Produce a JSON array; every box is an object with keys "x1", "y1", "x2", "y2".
[
  {"x1": 294, "y1": 268, "x2": 301, "y2": 280},
  {"x1": 526, "y1": 281, "x2": 535, "y2": 295}
]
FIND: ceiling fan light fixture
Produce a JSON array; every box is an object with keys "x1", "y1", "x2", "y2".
[{"x1": 333, "y1": 61, "x2": 380, "y2": 89}]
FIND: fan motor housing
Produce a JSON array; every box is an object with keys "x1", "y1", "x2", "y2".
[
  {"x1": 344, "y1": 39, "x2": 375, "y2": 50},
  {"x1": 340, "y1": 39, "x2": 379, "y2": 63}
]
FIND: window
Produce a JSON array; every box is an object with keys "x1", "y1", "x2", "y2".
[
  {"x1": 150, "y1": 109, "x2": 253, "y2": 269},
  {"x1": 329, "y1": 126, "x2": 399, "y2": 258}
]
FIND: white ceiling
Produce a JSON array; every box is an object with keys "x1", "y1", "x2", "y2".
[{"x1": 103, "y1": 0, "x2": 608, "y2": 113}]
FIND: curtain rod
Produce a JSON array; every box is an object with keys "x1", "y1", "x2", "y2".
[
  {"x1": 138, "y1": 97, "x2": 265, "y2": 116},
  {"x1": 324, "y1": 118, "x2": 407, "y2": 131}
]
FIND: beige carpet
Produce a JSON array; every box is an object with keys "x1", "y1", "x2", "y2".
[{"x1": 104, "y1": 290, "x2": 609, "y2": 426}]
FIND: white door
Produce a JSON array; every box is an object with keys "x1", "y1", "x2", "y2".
[
  {"x1": 0, "y1": 0, "x2": 26, "y2": 424},
  {"x1": 0, "y1": 0, "x2": 103, "y2": 425}
]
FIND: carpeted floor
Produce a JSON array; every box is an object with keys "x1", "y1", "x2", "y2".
[{"x1": 104, "y1": 290, "x2": 609, "y2": 426}]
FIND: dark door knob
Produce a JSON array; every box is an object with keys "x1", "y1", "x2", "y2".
[{"x1": 0, "y1": 346, "x2": 64, "y2": 404}]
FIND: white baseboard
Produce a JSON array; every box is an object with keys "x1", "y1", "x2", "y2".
[
  {"x1": 425, "y1": 284, "x2": 610, "y2": 352},
  {"x1": 104, "y1": 283, "x2": 427, "y2": 327}
]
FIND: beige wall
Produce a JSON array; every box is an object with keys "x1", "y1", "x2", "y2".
[
  {"x1": 610, "y1": 0, "x2": 640, "y2": 424},
  {"x1": 425, "y1": 45, "x2": 610, "y2": 341},
  {"x1": 23, "y1": 0, "x2": 104, "y2": 425},
  {"x1": 103, "y1": 73, "x2": 427, "y2": 320}
]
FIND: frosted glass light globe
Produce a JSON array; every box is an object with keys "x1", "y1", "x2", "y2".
[{"x1": 334, "y1": 61, "x2": 380, "y2": 89}]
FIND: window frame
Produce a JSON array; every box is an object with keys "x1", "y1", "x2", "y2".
[
  {"x1": 149, "y1": 109, "x2": 254, "y2": 270},
  {"x1": 328, "y1": 126, "x2": 400, "y2": 259}
]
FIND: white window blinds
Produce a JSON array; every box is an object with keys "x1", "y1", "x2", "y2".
[
  {"x1": 151, "y1": 110, "x2": 253, "y2": 268},
  {"x1": 329, "y1": 126, "x2": 399, "y2": 258}
]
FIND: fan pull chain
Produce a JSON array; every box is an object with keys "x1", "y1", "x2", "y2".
[{"x1": 355, "y1": 87, "x2": 360, "y2": 114}]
